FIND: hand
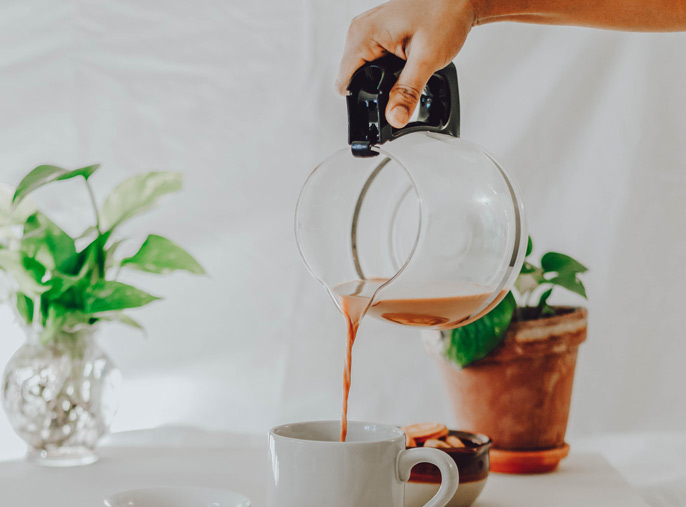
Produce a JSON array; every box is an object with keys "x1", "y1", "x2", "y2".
[{"x1": 336, "y1": 0, "x2": 475, "y2": 129}]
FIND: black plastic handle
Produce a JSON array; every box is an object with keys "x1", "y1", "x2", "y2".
[{"x1": 346, "y1": 54, "x2": 460, "y2": 157}]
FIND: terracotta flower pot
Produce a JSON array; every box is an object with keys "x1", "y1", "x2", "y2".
[{"x1": 437, "y1": 307, "x2": 587, "y2": 452}]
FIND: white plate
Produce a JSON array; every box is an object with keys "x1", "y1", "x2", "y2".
[{"x1": 103, "y1": 487, "x2": 251, "y2": 507}]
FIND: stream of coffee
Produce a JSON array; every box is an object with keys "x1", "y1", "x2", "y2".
[{"x1": 334, "y1": 279, "x2": 506, "y2": 441}]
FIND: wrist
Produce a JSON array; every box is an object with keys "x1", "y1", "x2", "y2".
[
  {"x1": 467, "y1": 0, "x2": 490, "y2": 26},
  {"x1": 469, "y1": 0, "x2": 539, "y2": 26}
]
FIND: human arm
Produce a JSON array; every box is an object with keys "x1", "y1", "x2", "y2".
[
  {"x1": 336, "y1": 0, "x2": 686, "y2": 129},
  {"x1": 474, "y1": 0, "x2": 686, "y2": 31}
]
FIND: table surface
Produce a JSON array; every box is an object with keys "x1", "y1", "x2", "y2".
[{"x1": 0, "y1": 427, "x2": 653, "y2": 507}]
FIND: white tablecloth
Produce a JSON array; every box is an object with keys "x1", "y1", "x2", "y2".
[{"x1": 2, "y1": 427, "x2": 685, "y2": 507}]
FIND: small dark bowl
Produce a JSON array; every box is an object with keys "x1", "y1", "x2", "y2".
[{"x1": 405, "y1": 430, "x2": 492, "y2": 507}]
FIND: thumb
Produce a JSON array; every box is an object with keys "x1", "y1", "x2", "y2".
[{"x1": 386, "y1": 54, "x2": 434, "y2": 129}]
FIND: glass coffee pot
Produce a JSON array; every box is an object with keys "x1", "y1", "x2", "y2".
[{"x1": 296, "y1": 55, "x2": 527, "y2": 330}]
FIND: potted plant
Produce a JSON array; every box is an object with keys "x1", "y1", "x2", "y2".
[
  {"x1": 426, "y1": 237, "x2": 588, "y2": 473},
  {"x1": 0, "y1": 164, "x2": 204, "y2": 466}
]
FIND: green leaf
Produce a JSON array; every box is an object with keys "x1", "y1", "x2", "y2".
[
  {"x1": 21, "y1": 255, "x2": 46, "y2": 284},
  {"x1": 526, "y1": 236, "x2": 533, "y2": 257},
  {"x1": 60, "y1": 232, "x2": 110, "y2": 279},
  {"x1": 48, "y1": 285, "x2": 86, "y2": 316},
  {"x1": 76, "y1": 225, "x2": 99, "y2": 241},
  {"x1": 535, "y1": 288, "x2": 554, "y2": 318},
  {"x1": 541, "y1": 252, "x2": 588, "y2": 275},
  {"x1": 12, "y1": 164, "x2": 100, "y2": 206},
  {"x1": 519, "y1": 261, "x2": 540, "y2": 275},
  {"x1": 122, "y1": 234, "x2": 205, "y2": 275},
  {"x1": 96, "y1": 312, "x2": 145, "y2": 331},
  {"x1": 60, "y1": 309, "x2": 95, "y2": 332},
  {"x1": 0, "y1": 250, "x2": 49, "y2": 296},
  {"x1": 100, "y1": 172, "x2": 182, "y2": 231},
  {"x1": 83, "y1": 232, "x2": 109, "y2": 280},
  {"x1": 105, "y1": 239, "x2": 128, "y2": 269},
  {"x1": 82, "y1": 280, "x2": 159, "y2": 313},
  {"x1": 537, "y1": 287, "x2": 553, "y2": 309},
  {"x1": 39, "y1": 306, "x2": 67, "y2": 345},
  {"x1": 547, "y1": 273, "x2": 587, "y2": 299},
  {"x1": 0, "y1": 184, "x2": 36, "y2": 228},
  {"x1": 13, "y1": 166, "x2": 67, "y2": 206},
  {"x1": 21, "y1": 212, "x2": 76, "y2": 270},
  {"x1": 443, "y1": 292, "x2": 516, "y2": 368},
  {"x1": 15, "y1": 293, "x2": 34, "y2": 325},
  {"x1": 57, "y1": 164, "x2": 99, "y2": 181},
  {"x1": 45, "y1": 270, "x2": 86, "y2": 299},
  {"x1": 515, "y1": 268, "x2": 545, "y2": 294}
]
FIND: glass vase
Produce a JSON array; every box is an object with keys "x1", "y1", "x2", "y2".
[{"x1": 1, "y1": 326, "x2": 120, "y2": 466}]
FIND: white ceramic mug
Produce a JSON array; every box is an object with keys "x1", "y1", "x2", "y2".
[{"x1": 268, "y1": 420, "x2": 459, "y2": 507}]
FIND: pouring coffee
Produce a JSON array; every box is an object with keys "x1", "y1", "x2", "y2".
[{"x1": 295, "y1": 55, "x2": 527, "y2": 440}]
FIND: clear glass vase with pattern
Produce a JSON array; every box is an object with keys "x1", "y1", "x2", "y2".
[{"x1": 2, "y1": 325, "x2": 120, "y2": 466}]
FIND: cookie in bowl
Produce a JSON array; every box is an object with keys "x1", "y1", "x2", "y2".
[{"x1": 402, "y1": 423, "x2": 491, "y2": 507}]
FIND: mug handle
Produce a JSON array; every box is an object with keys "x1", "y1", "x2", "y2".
[{"x1": 397, "y1": 447, "x2": 459, "y2": 507}]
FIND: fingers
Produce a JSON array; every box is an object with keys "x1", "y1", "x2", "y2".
[
  {"x1": 336, "y1": 18, "x2": 388, "y2": 95},
  {"x1": 386, "y1": 52, "x2": 435, "y2": 128},
  {"x1": 336, "y1": 54, "x2": 367, "y2": 95},
  {"x1": 336, "y1": 46, "x2": 386, "y2": 95}
]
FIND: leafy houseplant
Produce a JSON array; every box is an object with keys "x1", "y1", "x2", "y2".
[
  {"x1": 443, "y1": 237, "x2": 588, "y2": 368},
  {"x1": 0, "y1": 164, "x2": 204, "y2": 466},
  {"x1": 430, "y1": 237, "x2": 588, "y2": 473}
]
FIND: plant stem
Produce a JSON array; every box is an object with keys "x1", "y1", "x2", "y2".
[
  {"x1": 32, "y1": 295, "x2": 41, "y2": 328},
  {"x1": 85, "y1": 180, "x2": 102, "y2": 234}
]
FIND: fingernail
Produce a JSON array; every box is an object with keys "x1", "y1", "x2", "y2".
[{"x1": 388, "y1": 105, "x2": 409, "y2": 127}]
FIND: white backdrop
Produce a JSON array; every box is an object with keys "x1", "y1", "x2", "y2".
[{"x1": 1, "y1": 0, "x2": 685, "y2": 460}]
